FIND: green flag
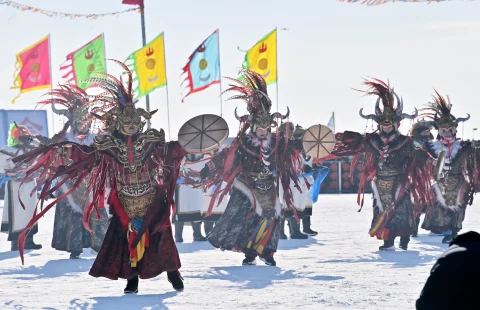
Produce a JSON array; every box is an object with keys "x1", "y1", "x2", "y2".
[{"x1": 61, "y1": 34, "x2": 106, "y2": 89}]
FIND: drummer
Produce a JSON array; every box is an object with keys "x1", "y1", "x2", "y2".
[{"x1": 173, "y1": 154, "x2": 209, "y2": 243}]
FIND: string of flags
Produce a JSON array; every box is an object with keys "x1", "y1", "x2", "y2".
[
  {"x1": 338, "y1": 0, "x2": 475, "y2": 4},
  {"x1": 10, "y1": 29, "x2": 279, "y2": 105},
  {"x1": 0, "y1": 1, "x2": 140, "y2": 19}
]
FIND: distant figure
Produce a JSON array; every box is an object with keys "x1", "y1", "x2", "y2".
[{"x1": 416, "y1": 231, "x2": 480, "y2": 310}]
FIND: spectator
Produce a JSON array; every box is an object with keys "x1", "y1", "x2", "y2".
[{"x1": 416, "y1": 231, "x2": 480, "y2": 310}]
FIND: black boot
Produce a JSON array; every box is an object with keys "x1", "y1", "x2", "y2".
[
  {"x1": 10, "y1": 240, "x2": 18, "y2": 251},
  {"x1": 379, "y1": 238, "x2": 395, "y2": 251},
  {"x1": 412, "y1": 216, "x2": 421, "y2": 238},
  {"x1": 442, "y1": 234, "x2": 453, "y2": 244},
  {"x1": 287, "y1": 218, "x2": 308, "y2": 239},
  {"x1": 24, "y1": 234, "x2": 42, "y2": 250},
  {"x1": 259, "y1": 255, "x2": 277, "y2": 266},
  {"x1": 242, "y1": 254, "x2": 257, "y2": 265},
  {"x1": 167, "y1": 271, "x2": 184, "y2": 291},
  {"x1": 279, "y1": 218, "x2": 288, "y2": 240},
  {"x1": 192, "y1": 222, "x2": 207, "y2": 241},
  {"x1": 70, "y1": 252, "x2": 81, "y2": 259},
  {"x1": 204, "y1": 221, "x2": 214, "y2": 236},
  {"x1": 174, "y1": 222, "x2": 184, "y2": 243},
  {"x1": 399, "y1": 236, "x2": 410, "y2": 251},
  {"x1": 124, "y1": 275, "x2": 139, "y2": 294},
  {"x1": 302, "y1": 216, "x2": 318, "y2": 236}
]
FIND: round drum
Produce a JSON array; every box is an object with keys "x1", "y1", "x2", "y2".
[
  {"x1": 178, "y1": 114, "x2": 229, "y2": 154},
  {"x1": 302, "y1": 124, "x2": 335, "y2": 159}
]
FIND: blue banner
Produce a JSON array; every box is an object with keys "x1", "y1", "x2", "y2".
[{"x1": 0, "y1": 110, "x2": 49, "y2": 147}]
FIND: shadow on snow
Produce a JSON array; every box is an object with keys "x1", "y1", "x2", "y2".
[{"x1": 185, "y1": 265, "x2": 343, "y2": 289}]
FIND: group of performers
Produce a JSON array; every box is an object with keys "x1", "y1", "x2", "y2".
[{"x1": 1, "y1": 61, "x2": 479, "y2": 294}]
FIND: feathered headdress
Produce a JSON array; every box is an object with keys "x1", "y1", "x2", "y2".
[
  {"x1": 224, "y1": 69, "x2": 289, "y2": 127},
  {"x1": 357, "y1": 78, "x2": 417, "y2": 124},
  {"x1": 409, "y1": 119, "x2": 434, "y2": 137},
  {"x1": 82, "y1": 59, "x2": 157, "y2": 133},
  {"x1": 37, "y1": 83, "x2": 93, "y2": 134},
  {"x1": 419, "y1": 90, "x2": 470, "y2": 129}
]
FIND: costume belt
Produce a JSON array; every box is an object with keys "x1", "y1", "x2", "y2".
[{"x1": 376, "y1": 170, "x2": 404, "y2": 177}]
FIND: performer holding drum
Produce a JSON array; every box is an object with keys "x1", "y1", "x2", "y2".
[{"x1": 197, "y1": 70, "x2": 329, "y2": 266}]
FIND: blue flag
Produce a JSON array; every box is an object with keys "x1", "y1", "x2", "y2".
[{"x1": 181, "y1": 30, "x2": 221, "y2": 101}]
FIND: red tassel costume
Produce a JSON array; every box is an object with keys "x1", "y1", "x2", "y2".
[
  {"x1": 325, "y1": 78, "x2": 434, "y2": 251},
  {"x1": 196, "y1": 70, "x2": 303, "y2": 266},
  {"x1": 13, "y1": 61, "x2": 186, "y2": 285}
]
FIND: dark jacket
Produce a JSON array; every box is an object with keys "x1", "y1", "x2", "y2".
[{"x1": 416, "y1": 231, "x2": 480, "y2": 310}]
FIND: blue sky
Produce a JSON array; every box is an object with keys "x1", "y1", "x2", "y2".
[{"x1": 0, "y1": 0, "x2": 479, "y2": 139}]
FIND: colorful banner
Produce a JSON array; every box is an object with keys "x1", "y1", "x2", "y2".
[
  {"x1": 60, "y1": 34, "x2": 106, "y2": 89},
  {"x1": 122, "y1": 0, "x2": 144, "y2": 5},
  {"x1": 338, "y1": 0, "x2": 467, "y2": 4},
  {"x1": 241, "y1": 29, "x2": 277, "y2": 85},
  {"x1": 181, "y1": 30, "x2": 221, "y2": 102},
  {"x1": 0, "y1": 1, "x2": 139, "y2": 19},
  {"x1": 0, "y1": 110, "x2": 49, "y2": 147},
  {"x1": 125, "y1": 32, "x2": 167, "y2": 98},
  {"x1": 11, "y1": 35, "x2": 51, "y2": 104}
]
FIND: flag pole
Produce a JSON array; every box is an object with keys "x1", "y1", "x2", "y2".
[
  {"x1": 139, "y1": 3, "x2": 151, "y2": 129},
  {"x1": 333, "y1": 112, "x2": 335, "y2": 132},
  {"x1": 217, "y1": 28, "x2": 224, "y2": 117},
  {"x1": 48, "y1": 34, "x2": 55, "y2": 136},
  {"x1": 275, "y1": 26, "x2": 279, "y2": 113},
  {"x1": 163, "y1": 33, "x2": 172, "y2": 140},
  {"x1": 102, "y1": 33, "x2": 107, "y2": 73}
]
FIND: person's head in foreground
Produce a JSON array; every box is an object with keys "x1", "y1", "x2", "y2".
[{"x1": 416, "y1": 231, "x2": 480, "y2": 310}]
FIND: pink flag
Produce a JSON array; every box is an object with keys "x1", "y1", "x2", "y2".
[{"x1": 11, "y1": 35, "x2": 51, "y2": 103}]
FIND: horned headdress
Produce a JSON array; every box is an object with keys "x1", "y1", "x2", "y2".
[
  {"x1": 38, "y1": 84, "x2": 93, "y2": 136},
  {"x1": 83, "y1": 59, "x2": 157, "y2": 135},
  {"x1": 224, "y1": 69, "x2": 289, "y2": 129},
  {"x1": 419, "y1": 90, "x2": 470, "y2": 130},
  {"x1": 358, "y1": 78, "x2": 417, "y2": 125}
]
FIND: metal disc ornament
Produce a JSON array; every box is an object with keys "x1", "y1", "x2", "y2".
[
  {"x1": 302, "y1": 124, "x2": 336, "y2": 159},
  {"x1": 178, "y1": 114, "x2": 229, "y2": 154}
]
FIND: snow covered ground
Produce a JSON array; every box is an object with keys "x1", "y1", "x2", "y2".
[{"x1": 0, "y1": 194, "x2": 478, "y2": 310}]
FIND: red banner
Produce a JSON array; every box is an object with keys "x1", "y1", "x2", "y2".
[{"x1": 122, "y1": 0, "x2": 144, "y2": 5}]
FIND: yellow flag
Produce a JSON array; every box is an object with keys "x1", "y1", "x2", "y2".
[
  {"x1": 126, "y1": 32, "x2": 167, "y2": 98},
  {"x1": 243, "y1": 29, "x2": 277, "y2": 85}
]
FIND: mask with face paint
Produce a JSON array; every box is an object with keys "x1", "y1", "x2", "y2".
[
  {"x1": 357, "y1": 78, "x2": 417, "y2": 137},
  {"x1": 228, "y1": 70, "x2": 289, "y2": 139},
  {"x1": 85, "y1": 60, "x2": 158, "y2": 136},
  {"x1": 419, "y1": 90, "x2": 470, "y2": 141}
]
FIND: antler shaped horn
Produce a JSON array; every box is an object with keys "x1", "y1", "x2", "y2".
[
  {"x1": 136, "y1": 108, "x2": 157, "y2": 120},
  {"x1": 234, "y1": 107, "x2": 251, "y2": 122},
  {"x1": 394, "y1": 92, "x2": 403, "y2": 115},
  {"x1": 375, "y1": 98, "x2": 382, "y2": 116},
  {"x1": 359, "y1": 108, "x2": 379, "y2": 122},
  {"x1": 456, "y1": 113, "x2": 470, "y2": 124},
  {"x1": 271, "y1": 106, "x2": 290, "y2": 120},
  {"x1": 91, "y1": 109, "x2": 116, "y2": 121},
  {"x1": 399, "y1": 108, "x2": 418, "y2": 120},
  {"x1": 51, "y1": 99, "x2": 70, "y2": 117}
]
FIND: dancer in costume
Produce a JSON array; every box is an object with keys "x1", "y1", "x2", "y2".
[
  {"x1": 327, "y1": 78, "x2": 433, "y2": 251},
  {"x1": 173, "y1": 153, "x2": 208, "y2": 242},
  {"x1": 418, "y1": 91, "x2": 477, "y2": 244},
  {"x1": 13, "y1": 61, "x2": 222, "y2": 294},
  {"x1": 292, "y1": 125, "x2": 320, "y2": 237},
  {"x1": 199, "y1": 70, "x2": 303, "y2": 266},
  {"x1": 0, "y1": 124, "x2": 42, "y2": 251},
  {"x1": 409, "y1": 120, "x2": 435, "y2": 237},
  {"x1": 38, "y1": 84, "x2": 109, "y2": 259},
  {"x1": 278, "y1": 123, "x2": 308, "y2": 240}
]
